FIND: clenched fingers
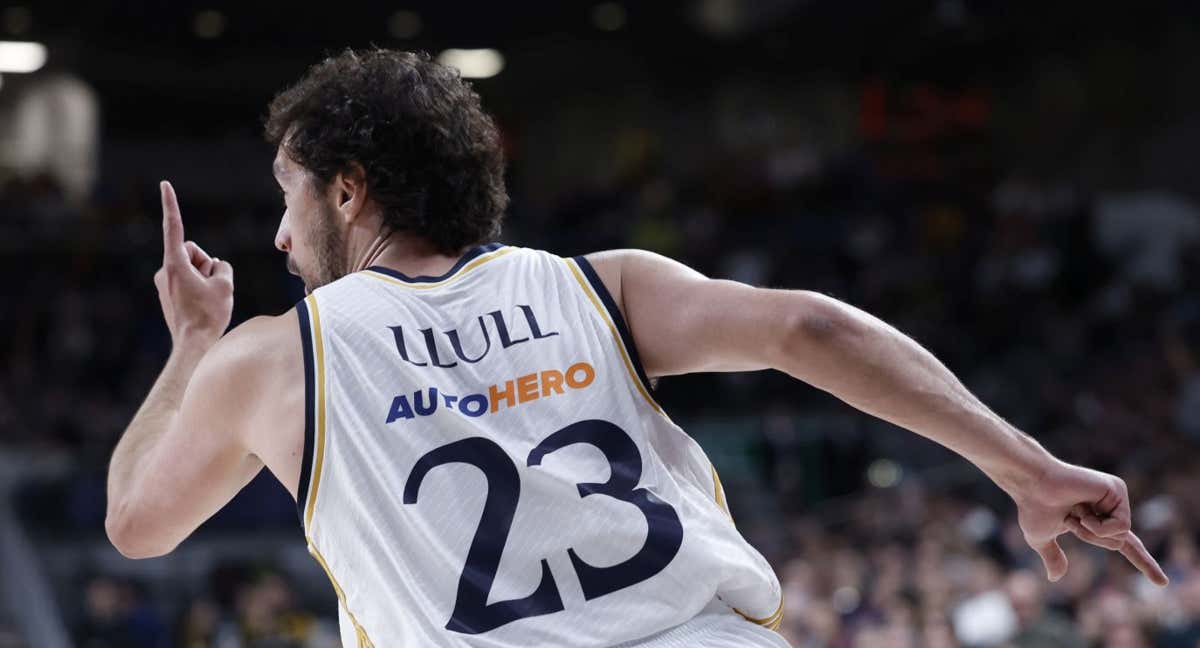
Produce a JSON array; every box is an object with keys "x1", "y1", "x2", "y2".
[
  {"x1": 1080, "y1": 510, "x2": 1131, "y2": 539},
  {"x1": 1065, "y1": 516, "x2": 1123, "y2": 550},
  {"x1": 185, "y1": 241, "x2": 215, "y2": 276},
  {"x1": 1086, "y1": 481, "x2": 1132, "y2": 538},
  {"x1": 212, "y1": 258, "x2": 233, "y2": 283}
]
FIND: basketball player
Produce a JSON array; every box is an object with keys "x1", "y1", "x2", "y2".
[{"x1": 105, "y1": 50, "x2": 1168, "y2": 647}]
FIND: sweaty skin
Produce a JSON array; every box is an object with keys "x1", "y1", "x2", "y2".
[{"x1": 105, "y1": 157, "x2": 1169, "y2": 589}]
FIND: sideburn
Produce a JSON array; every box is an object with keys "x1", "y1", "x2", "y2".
[{"x1": 315, "y1": 201, "x2": 349, "y2": 287}]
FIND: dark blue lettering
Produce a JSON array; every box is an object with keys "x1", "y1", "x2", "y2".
[
  {"x1": 414, "y1": 388, "x2": 439, "y2": 416},
  {"x1": 446, "y1": 317, "x2": 492, "y2": 364},
  {"x1": 421, "y1": 328, "x2": 459, "y2": 368},
  {"x1": 517, "y1": 305, "x2": 559, "y2": 340},
  {"x1": 460, "y1": 394, "x2": 488, "y2": 417},
  {"x1": 390, "y1": 326, "x2": 429, "y2": 367},
  {"x1": 488, "y1": 310, "x2": 529, "y2": 348},
  {"x1": 386, "y1": 394, "x2": 415, "y2": 423},
  {"x1": 389, "y1": 306, "x2": 558, "y2": 368}
]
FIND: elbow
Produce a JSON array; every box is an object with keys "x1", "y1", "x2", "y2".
[
  {"x1": 105, "y1": 502, "x2": 175, "y2": 560},
  {"x1": 782, "y1": 292, "x2": 863, "y2": 351}
]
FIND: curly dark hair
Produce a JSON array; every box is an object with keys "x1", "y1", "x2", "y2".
[{"x1": 265, "y1": 48, "x2": 507, "y2": 254}]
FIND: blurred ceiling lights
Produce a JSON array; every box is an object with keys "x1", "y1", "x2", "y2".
[
  {"x1": 690, "y1": 0, "x2": 805, "y2": 39},
  {"x1": 388, "y1": 10, "x2": 422, "y2": 39},
  {"x1": 0, "y1": 40, "x2": 45, "y2": 72},
  {"x1": 2, "y1": 6, "x2": 31, "y2": 36},
  {"x1": 437, "y1": 48, "x2": 504, "y2": 79},
  {"x1": 591, "y1": 2, "x2": 627, "y2": 32},
  {"x1": 867, "y1": 459, "x2": 902, "y2": 489},
  {"x1": 193, "y1": 10, "x2": 227, "y2": 39}
]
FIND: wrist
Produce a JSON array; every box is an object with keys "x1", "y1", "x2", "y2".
[
  {"x1": 172, "y1": 324, "x2": 223, "y2": 354},
  {"x1": 169, "y1": 334, "x2": 216, "y2": 367},
  {"x1": 980, "y1": 431, "x2": 1060, "y2": 499}
]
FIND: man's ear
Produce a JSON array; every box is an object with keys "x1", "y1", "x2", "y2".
[{"x1": 334, "y1": 163, "x2": 368, "y2": 224}]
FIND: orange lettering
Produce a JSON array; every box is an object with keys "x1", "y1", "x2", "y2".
[
  {"x1": 566, "y1": 362, "x2": 595, "y2": 389},
  {"x1": 540, "y1": 370, "x2": 565, "y2": 396},
  {"x1": 489, "y1": 380, "x2": 515, "y2": 413},
  {"x1": 516, "y1": 373, "x2": 539, "y2": 404}
]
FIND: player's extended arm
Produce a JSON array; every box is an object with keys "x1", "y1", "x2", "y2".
[
  {"x1": 590, "y1": 249, "x2": 1168, "y2": 586},
  {"x1": 105, "y1": 181, "x2": 263, "y2": 559}
]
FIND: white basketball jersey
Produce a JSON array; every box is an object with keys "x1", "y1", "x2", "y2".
[{"x1": 294, "y1": 244, "x2": 787, "y2": 647}]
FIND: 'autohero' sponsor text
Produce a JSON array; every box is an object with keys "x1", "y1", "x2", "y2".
[{"x1": 386, "y1": 361, "x2": 596, "y2": 423}]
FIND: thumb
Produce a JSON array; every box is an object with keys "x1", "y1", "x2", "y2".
[{"x1": 1033, "y1": 538, "x2": 1069, "y2": 582}]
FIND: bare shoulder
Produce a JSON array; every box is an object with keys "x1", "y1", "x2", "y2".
[
  {"x1": 579, "y1": 249, "x2": 706, "y2": 314},
  {"x1": 193, "y1": 310, "x2": 304, "y2": 491},
  {"x1": 190, "y1": 311, "x2": 302, "y2": 431},
  {"x1": 578, "y1": 249, "x2": 627, "y2": 308},
  {"x1": 577, "y1": 249, "x2": 786, "y2": 376},
  {"x1": 203, "y1": 311, "x2": 301, "y2": 380},
  {"x1": 219, "y1": 311, "x2": 300, "y2": 357}
]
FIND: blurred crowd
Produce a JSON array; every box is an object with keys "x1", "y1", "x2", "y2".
[
  {"x1": 771, "y1": 477, "x2": 1200, "y2": 647},
  {"x1": 5, "y1": 42, "x2": 1200, "y2": 648},
  {"x1": 73, "y1": 564, "x2": 338, "y2": 648}
]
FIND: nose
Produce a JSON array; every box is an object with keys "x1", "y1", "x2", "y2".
[{"x1": 274, "y1": 212, "x2": 291, "y2": 253}]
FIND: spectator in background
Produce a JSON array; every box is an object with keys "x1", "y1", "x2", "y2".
[
  {"x1": 1093, "y1": 191, "x2": 1200, "y2": 294},
  {"x1": 177, "y1": 598, "x2": 220, "y2": 648},
  {"x1": 216, "y1": 568, "x2": 335, "y2": 648},
  {"x1": 1004, "y1": 569, "x2": 1086, "y2": 648},
  {"x1": 74, "y1": 575, "x2": 165, "y2": 648},
  {"x1": 0, "y1": 626, "x2": 21, "y2": 648},
  {"x1": 1156, "y1": 569, "x2": 1200, "y2": 648},
  {"x1": 173, "y1": 564, "x2": 337, "y2": 648}
]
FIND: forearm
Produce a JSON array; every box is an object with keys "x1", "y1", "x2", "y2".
[
  {"x1": 778, "y1": 294, "x2": 1057, "y2": 495},
  {"x1": 106, "y1": 342, "x2": 209, "y2": 514}
]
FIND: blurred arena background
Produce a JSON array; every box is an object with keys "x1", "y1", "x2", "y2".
[{"x1": 2, "y1": 1, "x2": 1200, "y2": 646}]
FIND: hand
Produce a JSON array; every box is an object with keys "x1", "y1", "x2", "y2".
[
  {"x1": 1011, "y1": 459, "x2": 1168, "y2": 586},
  {"x1": 153, "y1": 181, "x2": 234, "y2": 349}
]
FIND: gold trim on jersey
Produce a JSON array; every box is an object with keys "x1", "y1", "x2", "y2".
[
  {"x1": 360, "y1": 246, "x2": 516, "y2": 289},
  {"x1": 562, "y1": 262, "x2": 785, "y2": 633},
  {"x1": 301, "y1": 294, "x2": 376, "y2": 647},
  {"x1": 713, "y1": 464, "x2": 784, "y2": 631},
  {"x1": 566, "y1": 257, "x2": 784, "y2": 631},
  {"x1": 735, "y1": 594, "x2": 785, "y2": 631},
  {"x1": 566, "y1": 256, "x2": 782, "y2": 633},
  {"x1": 711, "y1": 463, "x2": 734, "y2": 524},
  {"x1": 563, "y1": 258, "x2": 666, "y2": 417},
  {"x1": 303, "y1": 293, "x2": 327, "y2": 529},
  {"x1": 309, "y1": 543, "x2": 376, "y2": 648}
]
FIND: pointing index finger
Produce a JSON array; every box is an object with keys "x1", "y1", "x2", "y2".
[
  {"x1": 1119, "y1": 531, "x2": 1170, "y2": 586},
  {"x1": 161, "y1": 180, "x2": 186, "y2": 265}
]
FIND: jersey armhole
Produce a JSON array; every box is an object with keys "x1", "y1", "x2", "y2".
[
  {"x1": 295, "y1": 298, "x2": 317, "y2": 525},
  {"x1": 570, "y1": 255, "x2": 658, "y2": 400}
]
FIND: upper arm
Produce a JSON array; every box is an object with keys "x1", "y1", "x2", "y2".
[
  {"x1": 583, "y1": 249, "x2": 840, "y2": 377},
  {"x1": 117, "y1": 315, "x2": 292, "y2": 555}
]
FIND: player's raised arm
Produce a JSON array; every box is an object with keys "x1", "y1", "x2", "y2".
[
  {"x1": 105, "y1": 182, "x2": 269, "y2": 559},
  {"x1": 586, "y1": 248, "x2": 1169, "y2": 587}
]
